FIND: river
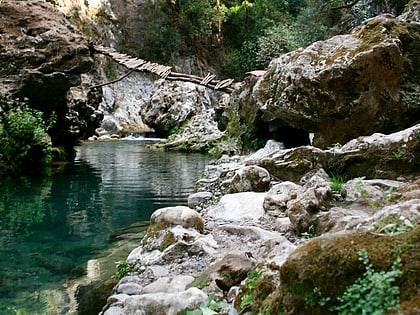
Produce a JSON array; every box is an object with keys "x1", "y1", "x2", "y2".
[{"x1": 0, "y1": 140, "x2": 211, "y2": 314}]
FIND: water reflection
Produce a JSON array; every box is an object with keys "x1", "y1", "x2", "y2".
[{"x1": 0, "y1": 140, "x2": 210, "y2": 314}]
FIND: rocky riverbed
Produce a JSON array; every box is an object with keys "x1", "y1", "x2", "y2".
[{"x1": 98, "y1": 124, "x2": 420, "y2": 315}]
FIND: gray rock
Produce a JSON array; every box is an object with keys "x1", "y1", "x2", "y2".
[
  {"x1": 188, "y1": 192, "x2": 213, "y2": 208},
  {"x1": 107, "y1": 294, "x2": 129, "y2": 305},
  {"x1": 119, "y1": 287, "x2": 207, "y2": 315},
  {"x1": 103, "y1": 305, "x2": 124, "y2": 315},
  {"x1": 315, "y1": 207, "x2": 369, "y2": 234},
  {"x1": 287, "y1": 184, "x2": 333, "y2": 233},
  {"x1": 168, "y1": 275, "x2": 195, "y2": 293},
  {"x1": 150, "y1": 206, "x2": 205, "y2": 232},
  {"x1": 264, "y1": 181, "x2": 303, "y2": 211},
  {"x1": 366, "y1": 199, "x2": 420, "y2": 232},
  {"x1": 228, "y1": 165, "x2": 271, "y2": 193},
  {"x1": 208, "y1": 192, "x2": 266, "y2": 220},
  {"x1": 246, "y1": 140, "x2": 285, "y2": 161},
  {"x1": 142, "y1": 277, "x2": 171, "y2": 294},
  {"x1": 116, "y1": 283, "x2": 143, "y2": 295}
]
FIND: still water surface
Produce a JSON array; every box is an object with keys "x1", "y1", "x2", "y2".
[{"x1": 0, "y1": 140, "x2": 210, "y2": 314}]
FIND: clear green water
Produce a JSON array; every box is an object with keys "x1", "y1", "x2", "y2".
[{"x1": 0, "y1": 140, "x2": 210, "y2": 314}]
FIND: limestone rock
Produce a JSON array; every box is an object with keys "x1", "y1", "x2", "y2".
[
  {"x1": 366, "y1": 199, "x2": 420, "y2": 233},
  {"x1": 141, "y1": 275, "x2": 194, "y2": 294},
  {"x1": 141, "y1": 80, "x2": 222, "y2": 137},
  {"x1": 103, "y1": 287, "x2": 207, "y2": 315},
  {"x1": 252, "y1": 124, "x2": 420, "y2": 181},
  {"x1": 150, "y1": 206, "x2": 204, "y2": 232},
  {"x1": 315, "y1": 207, "x2": 369, "y2": 234},
  {"x1": 99, "y1": 72, "x2": 154, "y2": 136},
  {"x1": 187, "y1": 192, "x2": 213, "y2": 209},
  {"x1": 228, "y1": 165, "x2": 271, "y2": 193},
  {"x1": 253, "y1": 6, "x2": 420, "y2": 148},
  {"x1": 116, "y1": 283, "x2": 143, "y2": 295},
  {"x1": 193, "y1": 254, "x2": 254, "y2": 292},
  {"x1": 208, "y1": 192, "x2": 266, "y2": 220},
  {"x1": 283, "y1": 169, "x2": 333, "y2": 234},
  {"x1": 127, "y1": 225, "x2": 218, "y2": 267},
  {"x1": 263, "y1": 181, "x2": 303, "y2": 212},
  {"x1": 0, "y1": 0, "x2": 98, "y2": 149}
]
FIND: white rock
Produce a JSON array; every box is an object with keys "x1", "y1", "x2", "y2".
[
  {"x1": 150, "y1": 206, "x2": 204, "y2": 231},
  {"x1": 120, "y1": 287, "x2": 207, "y2": 315},
  {"x1": 264, "y1": 181, "x2": 303, "y2": 211},
  {"x1": 208, "y1": 192, "x2": 266, "y2": 220},
  {"x1": 116, "y1": 283, "x2": 143, "y2": 295}
]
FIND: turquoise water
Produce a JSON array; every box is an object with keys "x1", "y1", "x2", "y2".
[{"x1": 0, "y1": 140, "x2": 210, "y2": 314}]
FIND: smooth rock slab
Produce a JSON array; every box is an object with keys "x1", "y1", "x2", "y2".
[
  {"x1": 208, "y1": 192, "x2": 266, "y2": 220},
  {"x1": 104, "y1": 287, "x2": 207, "y2": 315}
]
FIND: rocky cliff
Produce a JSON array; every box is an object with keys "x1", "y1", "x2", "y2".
[{"x1": 0, "y1": 0, "x2": 102, "y2": 155}]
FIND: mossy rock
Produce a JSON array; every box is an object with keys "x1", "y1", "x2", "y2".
[
  {"x1": 255, "y1": 227, "x2": 420, "y2": 315},
  {"x1": 77, "y1": 278, "x2": 118, "y2": 315}
]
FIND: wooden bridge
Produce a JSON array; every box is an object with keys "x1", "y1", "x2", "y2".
[{"x1": 92, "y1": 45, "x2": 235, "y2": 92}]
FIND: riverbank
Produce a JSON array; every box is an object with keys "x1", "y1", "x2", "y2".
[{"x1": 99, "y1": 124, "x2": 420, "y2": 314}]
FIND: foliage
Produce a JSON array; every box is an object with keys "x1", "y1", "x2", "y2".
[
  {"x1": 354, "y1": 176, "x2": 369, "y2": 197},
  {"x1": 243, "y1": 130, "x2": 266, "y2": 151},
  {"x1": 330, "y1": 173, "x2": 346, "y2": 192},
  {"x1": 300, "y1": 224, "x2": 318, "y2": 239},
  {"x1": 0, "y1": 96, "x2": 55, "y2": 173},
  {"x1": 305, "y1": 248, "x2": 403, "y2": 314},
  {"x1": 114, "y1": 260, "x2": 132, "y2": 280},
  {"x1": 392, "y1": 147, "x2": 406, "y2": 160},
  {"x1": 240, "y1": 268, "x2": 263, "y2": 309},
  {"x1": 141, "y1": 1, "x2": 182, "y2": 63},
  {"x1": 256, "y1": 24, "x2": 300, "y2": 66},
  {"x1": 382, "y1": 187, "x2": 399, "y2": 203},
  {"x1": 181, "y1": 292, "x2": 236, "y2": 315},
  {"x1": 375, "y1": 216, "x2": 416, "y2": 236},
  {"x1": 330, "y1": 248, "x2": 403, "y2": 315},
  {"x1": 175, "y1": 0, "x2": 217, "y2": 44},
  {"x1": 223, "y1": 40, "x2": 261, "y2": 80},
  {"x1": 116, "y1": 0, "x2": 411, "y2": 77}
]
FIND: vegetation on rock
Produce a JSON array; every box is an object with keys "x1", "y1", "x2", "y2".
[
  {"x1": 0, "y1": 96, "x2": 56, "y2": 174},
  {"x1": 239, "y1": 228, "x2": 420, "y2": 315}
]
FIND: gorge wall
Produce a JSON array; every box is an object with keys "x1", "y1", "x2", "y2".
[{"x1": 0, "y1": 0, "x2": 102, "y2": 155}]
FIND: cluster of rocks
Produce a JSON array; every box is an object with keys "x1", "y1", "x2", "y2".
[{"x1": 99, "y1": 123, "x2": 420, "y2": 315}]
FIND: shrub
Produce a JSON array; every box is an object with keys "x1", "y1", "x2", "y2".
[
  {"x1": 0, "y1": 97, "x2": 55, "y2": 173},
  {"x1": 114, "y1": 260, "x2": 132, "y2": 280}
]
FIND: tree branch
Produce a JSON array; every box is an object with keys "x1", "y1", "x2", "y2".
[{"x1": 89, "y1": 69, "x2": 136, "y2": 90}]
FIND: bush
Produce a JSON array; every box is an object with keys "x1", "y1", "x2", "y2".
[{"x1": 0, "y1": 97, "x2": 55, "y2": 174}]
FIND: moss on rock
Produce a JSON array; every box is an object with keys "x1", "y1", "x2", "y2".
[{"x1": 252, "y1": 227, "x2": 420, "y2": 315}]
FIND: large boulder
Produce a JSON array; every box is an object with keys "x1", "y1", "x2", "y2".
[
  {"x1": 235, "y1": 228, "x2": 420, "y2": 315},
  {"x1": 0, "y1": 0, "x2": 99, "y2": 151},
  {"x1": 141, "y1": 80, "x2": 221, "y2": 136},
  {"x1": 252, "y1": 2, "x2": 420, "y2": 148}
]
